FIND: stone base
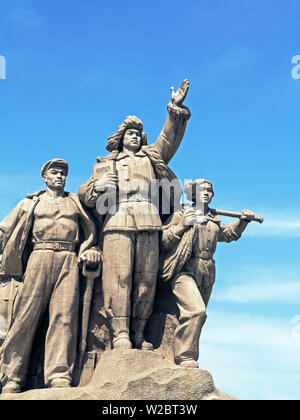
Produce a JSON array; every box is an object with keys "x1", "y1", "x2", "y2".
[{"x1": 0, "y1": 350, "x2": 236, "y2": 400}]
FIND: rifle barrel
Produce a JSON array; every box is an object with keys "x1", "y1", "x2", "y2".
[{"x1": 214, "y1": 209, "x2": 264, "y2": 224}]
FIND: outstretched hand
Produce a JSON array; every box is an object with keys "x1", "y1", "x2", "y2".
[{"x1": 171, "y1": 79, "x2": 190, "y2": 106}]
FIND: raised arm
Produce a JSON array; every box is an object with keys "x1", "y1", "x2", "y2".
[{"x1": 152, "y1": 79, "x2": 191, "y2": 164}]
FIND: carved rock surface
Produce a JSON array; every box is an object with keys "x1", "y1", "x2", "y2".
[{"x1": 0, "y1": 350, "x2": 236, "y2": 400}]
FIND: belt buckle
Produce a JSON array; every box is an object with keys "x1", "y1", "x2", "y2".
[{"x1": 53, "y1": 243, "x2": 60, "y2": 252}]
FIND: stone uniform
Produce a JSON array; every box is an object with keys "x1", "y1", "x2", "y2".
[
  {"x1": 79, "y1": 102, "x2": 190, "y2": 348},
  {"x1": 161, "y1": 207, "x2": 249, "y2": 365},
  {"x1": 0, "y1": 192, "x2": 96, "y2": 387}
]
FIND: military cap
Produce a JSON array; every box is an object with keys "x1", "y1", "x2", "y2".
[{"x1": 41, "y1": 159, "x2": 69, "y2": 177}]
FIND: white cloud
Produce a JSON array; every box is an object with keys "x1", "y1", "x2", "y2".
[
  {"x1": 199, "y1": 311, "x2": 300, "y2": 400},
  {"x1": 215, "y1": 280, "x2": 300, "y2": 304},
  {"x1": 243, "y1": 210, "x2": 300, "y2": 237},
  {"x1": 214, "y1": 266, "x2": 300, "y2": 303}
]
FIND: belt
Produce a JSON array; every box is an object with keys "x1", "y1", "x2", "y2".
[
  {"x1": 119, "y1": 198, "x2": 151, "y2": 204},
  {"x1": 33, "y1": 242, "x2": 76, "y2": 252},
  {"x1": 192, "y1": 250, "x2": 213, "y2": 260}
]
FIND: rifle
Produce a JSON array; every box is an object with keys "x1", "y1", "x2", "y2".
[{"x1": 213, "y1": 209, "x2": 264, "y2": 224}]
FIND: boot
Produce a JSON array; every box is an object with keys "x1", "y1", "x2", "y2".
[
  {"x1": 1, "y1": 380, "x2": 21, "y2": 394},
  {"x1": 111, "y1": 317, "x2": 132, "y2": 350},
  {"x1": 131, "y1": 319, "x2": 153, "y2": 351},
  {"x1": 49, "y1": 378, "x2": 71, "y2": 388},
  {"x1": 113, "y1": 332, "x2": 132, "y2": 349},
  {"x1": 177, "y1": 358, "x2": 199, "y2": 368}
]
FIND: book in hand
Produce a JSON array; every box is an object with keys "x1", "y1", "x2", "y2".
[{"x1": 93, "y1": 160, "x2": 116, "y2": 180}]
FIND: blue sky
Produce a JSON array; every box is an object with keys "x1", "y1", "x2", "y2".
[{"x1": 1, "y1": 0, "x2": 300, "y2": 400}]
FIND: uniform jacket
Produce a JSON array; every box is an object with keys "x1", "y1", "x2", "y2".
[
  {"x1": 0, "y1": 191, "x2": 97, "y2": 277},
  {"x1": 78, "y1": 102, "x2": 191, "y2": 229},
  {"x1": 160, "y1": 205, "x2": 248, "y2": 282}
]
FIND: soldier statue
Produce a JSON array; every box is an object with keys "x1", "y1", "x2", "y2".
[
  {"x1": 160, "y1": 179, "x2": 255, "y2": 368},
  {"x1": 79, "y1": 80, "x2": 191, "y2": 351},
  {"x1": 0, "y1": 159, "x2": 101, "y2": 393}
]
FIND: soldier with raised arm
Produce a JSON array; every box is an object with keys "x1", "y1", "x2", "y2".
[
  {"x1": 0, "y1": 159, "x2": 101, "y2": 394},
  {"x1": 160, "y1": 179, "x2": 255, "y2": 368},
  {"x1": 79, "y1": 80, "x2": 191, "y2": 351}
]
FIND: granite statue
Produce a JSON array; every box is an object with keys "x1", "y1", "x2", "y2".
[
  {"x1": 0, "y1": 159, "x2": 101, "y2": 393},
  {"x1": 159, "y1": 179, "x2": 257, "y2": 367},
  {"x1": 0, "y1": 81, "x2": 264, "y2": 400},
  {"x1": 78, "y1": 80, "x2": 191, "y2": 351}
]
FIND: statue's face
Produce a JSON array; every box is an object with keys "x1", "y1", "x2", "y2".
[
  {"x1": 123, "y1": 129, "x2": 142, "y2": 152},
  {"x1": 197, "y1": 182, "x2": 214, "y2": 205},
  {"x1": 43, "y1": 166, "x2": 66, "y2": 190}
]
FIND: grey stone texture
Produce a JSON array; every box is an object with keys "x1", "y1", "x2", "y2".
[{"x1": 0, "y1": 350, "x2": 235, "y2": 400}]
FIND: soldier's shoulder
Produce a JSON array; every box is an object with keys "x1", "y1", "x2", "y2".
[
  {"x1": 96, "y1": 151, "x2": 118, "y2": 163},
  {"x1": 26, "y1": 190, "x2": 45, "y2": 200}
]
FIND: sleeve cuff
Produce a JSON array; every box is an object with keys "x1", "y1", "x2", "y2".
[{"x1": 167, "y1": 102, "x2": 191, "y2": 120}]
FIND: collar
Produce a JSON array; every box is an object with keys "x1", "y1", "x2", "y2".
[{"x1": 116, "y1": 150, "x2": 147, "y2": 160}]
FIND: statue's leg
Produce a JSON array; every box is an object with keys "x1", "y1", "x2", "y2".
[
  {"x1": 171, "y1": 273, "x2": 207, "y2": 367},
  {"x1": 131, "y1": 231, "x2": 159, "y2": 350},
  {"x1": 198, "y1": 259, "x2": 216, "y2": 307},
  {"x1": 102, "y1": 231, "x2": 134, "y2": 349},
  {"x1": 0, "y1": 251, "x2": 53, "y2": 389},
  {"x1": 0, "y1": 278, "x2": 10, "y2": 348},
  {"x1": 44, "y1": 251, "x2": 79, "y2": 387}
]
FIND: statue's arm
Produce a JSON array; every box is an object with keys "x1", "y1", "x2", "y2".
[
  {"x1": 151, "y1": 80, "x2": 191, "y2": 164},
  {"x1": 0, "y1": 200, "x2": 28, "y2": 252},
  {"x1": 218, "y1": 210, "x2": 254, "y2": 243},
  {"x1": 78, "y1": 176, "x2": 100, "y2": 209},
  {"x1": 160, "y1": 211, "x2": 185, "y2": 251},
  {"x1": 218, "y1": 220, "x2": 249, "y2": 243},
  {"x1": 79, "y1": 165, "x2": 118, "y2": 209}
]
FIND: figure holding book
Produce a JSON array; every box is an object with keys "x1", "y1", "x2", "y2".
[{"x1": 79, "y1": 80, "x2": 191, "y2": 351}]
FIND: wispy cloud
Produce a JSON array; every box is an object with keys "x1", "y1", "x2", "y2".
[
  {"x1": 216, "y1": 208, "x2": 300, "y2": 238},
  {"x1": 199, "y1": 311, "x2": 300, "y2": 400},
  {"x1": 245, "y1": 210, "x2": 300, "y2": 237},
  {"x1": 214, "y1": 266, "x2": 300, "y2": 303}
]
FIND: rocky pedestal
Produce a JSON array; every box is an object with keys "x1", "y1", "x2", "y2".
[{"x1": 0, "y1": 349, "x2": 235, "y2": 400}]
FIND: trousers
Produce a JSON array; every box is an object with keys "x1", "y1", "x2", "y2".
[
  {"x1": 102, "y1": 231, "x2": 159, "y2": 337},
  {"x1": 0, "y1": 250, "x2": 79, "y2": 386},
  {"x1": 171, "y1": 260, "x2": 215, "y2": 363}
]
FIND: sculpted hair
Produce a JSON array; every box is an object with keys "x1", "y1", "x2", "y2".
[
  {"x1": 106, "y1": 116, "x2": 148, "y2": 152},
  {"x1": 184, "y1": 179, "x2": 214, "y2": 203}
]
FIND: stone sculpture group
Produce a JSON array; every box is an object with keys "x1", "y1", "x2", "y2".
[{"x1": 0, "y1": 80, "x2": 261, "y2": 396}]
